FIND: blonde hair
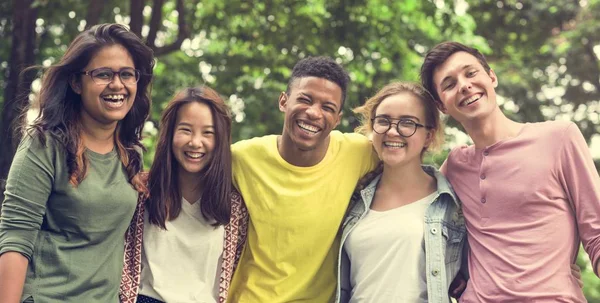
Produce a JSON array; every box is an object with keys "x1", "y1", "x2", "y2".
[{"x1": 353, "y1": 81, "x2": 444, "y2": 154}]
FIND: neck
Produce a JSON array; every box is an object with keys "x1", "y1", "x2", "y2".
[
  {"x1": 277, "y1": 135, "x2": 330, "y2": 167},
  {"x1": 178, "y1": 171, "x2": 203, "y2": 204},
  {"x1": 79, "y1": 118, "x2": 117, "y2": 154},
  {"x1": 379, "y1": 161, "x2": 433, "y2": 191},
  {"x1": 462, "y1": 108, "x2": 524, "y2": 149}
]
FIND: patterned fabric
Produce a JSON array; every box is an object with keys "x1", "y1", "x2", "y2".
[
  {"x1": 119, "y1": 189, "x2": 146, "y2": 303},
  {"x1": 118, "y1": 180, "x2": 249, "y2": 303},
  {"x1": 218, "y1": 189, "x2": 249, "y2": 302}
]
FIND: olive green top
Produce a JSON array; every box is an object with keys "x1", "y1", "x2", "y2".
[{"x1": 0, "y1": 134, "x2": 138, "y2": 302}]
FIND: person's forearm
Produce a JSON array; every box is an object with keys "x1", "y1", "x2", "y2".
[{"x1": 0, "y1": 252, "x2": 29, "y2": 303}]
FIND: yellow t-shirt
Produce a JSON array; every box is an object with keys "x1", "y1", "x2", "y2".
[{"x1": 228, "y1": 131, "x2": 378, "y2": 302}]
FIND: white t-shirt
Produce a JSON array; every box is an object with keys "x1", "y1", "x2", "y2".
[
  {"x1": 344, "y1": 192, "x2": 436, "y2": 303},
  {"x1": 139, "y1": 197, "x2": 225, "y2": 303}
]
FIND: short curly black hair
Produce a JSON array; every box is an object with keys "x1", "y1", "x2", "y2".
[{"x1": 286, "y1": 56, "x2": 350, "y2": 111}]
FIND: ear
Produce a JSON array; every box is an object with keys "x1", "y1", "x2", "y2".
[
  {"x1": 423, "y1": 128, "x2": 434, "y2": 149},
  {"x1": 489, "y1": 69, "x2": 498, "y2": 88},
  {"x1": 278, "y1": 92, "x2": 288, "y2": 112},
  {"x1": 436, "y1": 101, "x2": 447, "y2": 114},
  {"x1": 334, "y1": 110, "x2": 343, "y2": 128},
  {"x1": 69, "y1": 74, "x2": 82, "y2": 94}
]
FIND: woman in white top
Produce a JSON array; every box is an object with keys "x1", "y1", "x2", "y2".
[
  {"x1": 135, "y1": 86, "x2": 247, "y2": 303},
  {"x1": 336, "y1": 82, "x2": 466, "y2": 303}
]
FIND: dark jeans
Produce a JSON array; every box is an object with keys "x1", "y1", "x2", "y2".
[{"x1": 136, "y1": 294, "x2": 165, "y2": 303}]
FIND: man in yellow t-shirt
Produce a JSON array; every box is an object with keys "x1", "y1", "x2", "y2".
[{"x1": 229, "y1": 57, "x2": 378, "y2": 302}]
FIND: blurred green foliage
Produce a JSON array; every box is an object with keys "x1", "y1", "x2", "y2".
[{"x1": 1, "y1": 0, "x2": 599, "y2": 299}]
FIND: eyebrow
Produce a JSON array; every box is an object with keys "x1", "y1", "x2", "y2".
[
  {"x1": 375, "y1": 114, "x2": 421, "y2": 122},
  {"x1": 176, "y1": 122, "x2": 214, "y2": 128},
  {"x1": 440, "y1": 64, "x2": 474, "y2": 87},
  {"x1": 298, "y1": 92, "x2": 339, "y2": 110}
]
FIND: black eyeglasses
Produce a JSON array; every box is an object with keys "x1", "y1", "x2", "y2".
[
  {"x1": 371, "y1": 116, "x2": 431, "y2": 137},
  {"x1": 79, "y1": 67, "x2": 140, "y2": 85}
]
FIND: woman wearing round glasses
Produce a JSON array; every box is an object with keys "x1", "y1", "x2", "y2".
[
  {"x1": 0, "y1": 23, "x2": 153, "y2": 302},
  {"x1": 335, "y1": 82, "x2": 466, "y2": 303}
]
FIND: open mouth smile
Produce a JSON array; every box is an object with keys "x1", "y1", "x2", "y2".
[
  {"x1": 460, "y1": 93, "x2": 482, "y2": 107},
  {"x1": 384, "y1": 141, "x2": 406, "y2": 149},
  {"x1": 184, "y1": 151, "x2": 205, "y2": 160},
  {"x1": 101, "y1": 94, "x2": 128, "y2": 109},
  {"x1": 297, "y1": 121, "x2": 321, "y2": 135}
]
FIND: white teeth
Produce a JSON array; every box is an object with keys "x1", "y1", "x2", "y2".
[
  {"x1": 384, "y1": 142, "x2": 406, "y2": 148},
  {"x1": 104, "y1": 100, "x2": 124, "y2": 109},
  {"x1": 462, "y1": 94, "x2": 481, "y2": 106},
  {"x1": 298, "y1": 121, "x2": 320, "y2": 133},
  {"x1": 185, "y1": 152, "x2": 204, "y2": 159},
  {"x1": 103, "y1": 94, "x2": 126, "y2": 102}
]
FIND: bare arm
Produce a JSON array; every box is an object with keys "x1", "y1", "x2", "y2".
[{"x1": 0, "y1": 252, "x2": 28, "y2": 303}]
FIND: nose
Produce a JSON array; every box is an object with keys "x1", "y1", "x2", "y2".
[
  {"x1": 188, "y1": 133, "x2": 204, "y2": 148},
  {"x1": 108, "y1": 74, "x2": 125, "y2": 89},
  {"x1": 305, "y1": 104, "x2": 323, "y2": 120},
  {"x1": 458, "y1": 76, "x2": 472, "y2": 94},
  {"x1": 386, "y1": 122, "x2": 401, "y2": 137}
]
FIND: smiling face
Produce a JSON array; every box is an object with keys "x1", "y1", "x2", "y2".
[
  {"x1": 279, "y1": 76, "x2": 342, "y2": 153},
  {"x1": 171, "y1": 101, "x2": 215, "y2": 179},
  {"x1": 372, "y1": 92, "x2": 432, "y2": 169},
  {"x1": 432, "y1": 51, "x2": 499, "y2": 125},
  {"x1": 70, "y1": 44, "x2": 137, "y2": 130}
]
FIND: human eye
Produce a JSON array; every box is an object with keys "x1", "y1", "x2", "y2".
[
  {"x1": 399, "y1": 119, "x2": 416, "y2": 127},
  {"x1": 323, "y1": 106, "x2": 335, "y2": 113},
  {"x1": 92, "y1": 69, "x2": 113, "y2": 79},
  {"x1": 375, "y1": 117, "x2": 390, "y2": 126},
  {"x1": 177, "y1": 126, "x2": 192, "y2": 133},
  {"x1": 466, "y1": 69, "x2": 478, "y2": 77},
  {"x1": 442, "y1": 81, "x2": 455, "y2": 91},
  {"x1": 204, "y1": 129, "x2": 215, "y2": 136},
  {"x1": 298, "y1": 97, "x2": 311, "y2": 104},
  {"x1": 120, "y1": 69, "x2": 136, "y2": 79}
]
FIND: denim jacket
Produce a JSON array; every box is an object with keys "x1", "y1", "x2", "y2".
[{"x1": 335, "y1": 165, "x2": 466, "y2": 303}]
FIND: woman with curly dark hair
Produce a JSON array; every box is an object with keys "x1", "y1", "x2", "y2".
[{"x1": 0, "y1": 23, "x2": 154, "y2": 303}]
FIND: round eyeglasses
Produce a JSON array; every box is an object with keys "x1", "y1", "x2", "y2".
[
  {"x1": 371, "y1": 116, "x2": 431, "y2": 137},
  {"x1": 78, "y1": 67, "x2": 141, "y2": 85}
]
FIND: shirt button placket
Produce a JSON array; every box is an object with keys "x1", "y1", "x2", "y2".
[{"x1": 480, "y1": 149, "x2": 488, "y2": 206}]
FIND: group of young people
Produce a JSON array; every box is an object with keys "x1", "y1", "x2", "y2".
[{"x1": 0, "y1": 22, "x2": 598, "y2": 303}]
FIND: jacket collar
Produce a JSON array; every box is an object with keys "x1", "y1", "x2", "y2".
[{"x1": 359, "y1": 165, "x2": 460, "y2": 209}]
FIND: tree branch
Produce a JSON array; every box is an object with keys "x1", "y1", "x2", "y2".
[
  {"x1": 152, "y1": 0, "x2": 193, "y2": 56},
  {"x1": 583, "y1": 41, "x2": 600, "y2": 90}
]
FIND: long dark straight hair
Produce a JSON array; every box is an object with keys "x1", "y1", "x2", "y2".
[
  {"x1": 24, "y1": 23, "x2": 154, "y2": 187},
  {"x1": 146, "y1": 86, "x2": 232, "y2": 228}
]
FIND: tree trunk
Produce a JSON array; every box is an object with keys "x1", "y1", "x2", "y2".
[
  {"x1": 84, "y1": 0, "x2": 106, "y2": 29},
  {"x1": 0, "y1": 0, "x2": 38, "y2": 203},
  {"x1": 129, "y1": 0, "x2": 144, "y2": 38}
]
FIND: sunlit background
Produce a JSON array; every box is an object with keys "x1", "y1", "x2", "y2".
[{"x1": 1, "y1": 0, "x2": 599, "y2": 300}]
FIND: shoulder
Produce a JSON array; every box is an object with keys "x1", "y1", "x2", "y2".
[
  {"x1": 445, "y1": 145, "x2": 473, "y2": 165},
  {"x1": 17, "y1": 131, "x2": 62, "y2": 155},
  {"x1": 232, "y1": 135, "x2": 277, "y2": 155},
  {"x1": 520, "y1": 121, "x2": 583, "y2": 149},
  {"x1": 526, "y1": 120, "x2": 574, "y2": 136},
  {"x1": 526, "y1": 121, "x2": 576, "y2": 134},
  {"x1": 332, "y1": 131, "x2": 371, "y2": 150}
]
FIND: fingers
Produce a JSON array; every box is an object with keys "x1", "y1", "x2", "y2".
[{"x1": 570, "y1": 263, "x2": 584, "y2": 288}]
